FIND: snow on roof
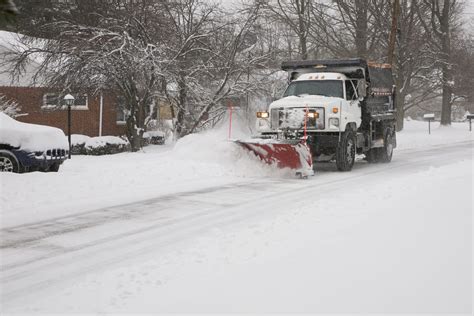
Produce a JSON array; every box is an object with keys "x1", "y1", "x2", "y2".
[
  {"x1": 0, "y1": 112, "x2": 68, "y2": 151},
  {"x1": 0, "y1": 31, "x2": 46, "y2": 87}
]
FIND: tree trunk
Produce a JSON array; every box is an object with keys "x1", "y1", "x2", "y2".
[
  {"x1": 395, "y1": 89, "x2": 405, "y2": 131},
  {"x1": 387, "y1": 0, "x2": 400, "y2": 65},
  {"x1": 299, "y1": 34, "x2": 308, "y2": 60},
  {"x1": 296, "y1": 0, "x2": 308, "y2": 60},
  {"x1": 439, "y1": 0, "x2": 453, "y2": 125},
  {"x1": 125, "y1": 96, "x2": 144, "y2": 152},
  {"x1": 440, "y1": 36, "x2": 452, "y2": 125},
  {"x1": 354, "y1": 0, "x2": 368, "y2": 59},
  {"x1": 175, "y1": 72, "x2": 187, "y2": 138}
]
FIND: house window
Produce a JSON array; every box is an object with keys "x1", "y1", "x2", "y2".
[
  {"x1": 42, "y1": 93, "x2": 88, "y2": 110},
  {"x1": 43, "y1": 94, "x2": 60, "y2": 109},
  {"x1": 116, "y1": 95, "x2": 129, "y2": 124}
]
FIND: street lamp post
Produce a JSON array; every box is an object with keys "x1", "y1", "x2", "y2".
[{"x1": 64, "y1": 94, "x2": 75, "y2": 159}]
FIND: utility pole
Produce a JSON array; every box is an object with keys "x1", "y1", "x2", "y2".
[{"x1": 387, "y1": 0, "x2": 400, "y2": 66}]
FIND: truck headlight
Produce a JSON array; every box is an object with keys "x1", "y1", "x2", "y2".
[
  {"x1": 257, "y1": 111, "x2": 269, "y2": 118},
  {"x1": 329, "y1": 118, "x2": 340, "y2": 128}
]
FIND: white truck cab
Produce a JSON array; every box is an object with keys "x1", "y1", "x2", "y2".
[{"x1": 257, "y1": 72, "x2": 365, "y2": 134}]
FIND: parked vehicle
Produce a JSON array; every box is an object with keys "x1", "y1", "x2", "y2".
[
  {"x1": 0, "y1": 112, "x2": 68, "y2": 173},
  {"x1": 242, "y1": 58, "x2": 397, "y2": 172}
]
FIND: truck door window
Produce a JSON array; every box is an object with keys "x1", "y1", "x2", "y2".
[{"x1": 345, "y1": 80, "x2": 358, "y2": 100}]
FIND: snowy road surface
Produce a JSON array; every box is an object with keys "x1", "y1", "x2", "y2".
[{"x1": 1, "y1": 138, "x2": 472, "y2": 314}]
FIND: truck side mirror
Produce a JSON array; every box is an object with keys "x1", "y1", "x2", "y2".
[{"x1": 357, "y1": 80, "x2": 367, "y2": 98}]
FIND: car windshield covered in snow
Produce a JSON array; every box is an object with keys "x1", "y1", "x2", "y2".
[{"x1": 283, "y1": 80, "x2": 343, "y2": 98}]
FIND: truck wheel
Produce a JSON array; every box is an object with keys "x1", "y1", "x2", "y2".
[
  {"x1": 0, "y1": 151, "x2": 20, "y2": 173},
  {"x1": 336, "y1": 131, "x2": 356, "y2": 171},
  {"x1": 379, "y1": 131, "x2": 394, "y2": 163}
]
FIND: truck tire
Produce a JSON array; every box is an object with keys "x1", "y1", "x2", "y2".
[
  {"x1": 379, "y1": 130, "x2": 394, "y2": 163},
  {"x1": 336, "y1": 131, "x2": 356, "y2": 171}
]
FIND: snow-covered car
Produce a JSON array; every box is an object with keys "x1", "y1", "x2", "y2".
[{"x1": 0, "y1": 112, "x2": 68, "y2": 173}]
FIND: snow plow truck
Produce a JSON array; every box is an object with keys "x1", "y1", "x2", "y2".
[{"x1": 237, "y1": 58, "x2": 397, "y2": 174}]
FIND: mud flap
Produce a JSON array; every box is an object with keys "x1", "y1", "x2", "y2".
[{"x1": 234, "y1": 139, "x2": 314, "y2": 177}]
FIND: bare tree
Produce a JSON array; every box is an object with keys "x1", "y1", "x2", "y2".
[
  {"x1": 4, "y1": 1, "x2": 172, "y2": 151},
  {"x1": 390, "y1": 0, "x2": 440, "y2": 130},
  {"x1": 263, "y1": 0, "x2": 313, "y2": 60},
  {"x1": 309, "y1": 0, "x2": 390, "y2": 60},
  {"x1": 415, "y1": 0, "x2": 463, "y2": 125},
  {"x1": 160, "y1": 0, "x2": 268, "y2": 138},
  {"x1": 451, "y1": 32, "x2": 474, "y2": 108}
]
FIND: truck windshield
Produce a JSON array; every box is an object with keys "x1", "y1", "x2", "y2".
[{"x1": 283, "y1": 80, "x2": 343, "y2": 98}]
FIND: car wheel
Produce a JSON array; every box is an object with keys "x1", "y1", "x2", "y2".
[
  {"x1": 0, "y1": 151, "x2": 20, "y2": 173},
  {"x1": 336, "y1": 130, "x2": 356, "y2": 171}
]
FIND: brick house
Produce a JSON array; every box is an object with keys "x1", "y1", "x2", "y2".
[
  {"x1": 0, "y1": 86, "x2": 127, "y2": 137},
  {"x1": 0, "y1": 30, "x2": 126, "y2": 137}
]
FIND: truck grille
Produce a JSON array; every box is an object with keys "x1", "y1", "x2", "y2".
[{"x1": 271, "y1": 107, "x2": 325, "y2": 130}]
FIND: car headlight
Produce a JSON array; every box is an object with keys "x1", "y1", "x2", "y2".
[
  {"x1": 257, "y1": 111, "x2": 269, "y2": 118},
  {"x1": 329, "y1": 118, "x2": 340, "y2": 128}
]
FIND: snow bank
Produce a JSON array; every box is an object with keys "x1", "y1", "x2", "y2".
[{"x1": 0, "y1": 112, "x2": 68, "y2": 151}]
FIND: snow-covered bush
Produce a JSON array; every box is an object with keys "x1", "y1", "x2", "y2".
[
  {"x1": 84, "y1": 136, "x2": 130, "y2": 155},
  {"x1": 70, "y1": 134, "x2": 91, "y2": 155}
]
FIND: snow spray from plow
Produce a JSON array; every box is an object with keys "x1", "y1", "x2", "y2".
[{"x1": 234, "y1": 139, "x2": 314, "y2": 178}]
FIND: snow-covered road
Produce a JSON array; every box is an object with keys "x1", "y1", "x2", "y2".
[{"x1": 1, "y1": 139, "x2": 472, "y2": 314}]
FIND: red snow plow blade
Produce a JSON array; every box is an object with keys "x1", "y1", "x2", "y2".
[{"x1": 235, "y1": 139, "x2": 314, "y2": 177}]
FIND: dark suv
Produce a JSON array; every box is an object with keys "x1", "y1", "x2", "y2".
[{"x1": 0, "y1": 113, "x2": 68, "y2": 173}]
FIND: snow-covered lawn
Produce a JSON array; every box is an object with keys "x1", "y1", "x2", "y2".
[
  {"x1": 0, "y1": 119, "x2": 472, "y2": 313},
  {"x1": 397, "y1": 119, "x2": 473, "y2": 149}
]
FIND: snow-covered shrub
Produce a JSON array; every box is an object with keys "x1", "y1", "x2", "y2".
[
  {"x1": 84, "y1": 136, "x2": 130, "y2": 155},
  {"x1": 70, "y1": 134, "x2": 91, "y2": 155},
  {"x1": 0, "y1": 93, "x2": 22, "y2": 118}
]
